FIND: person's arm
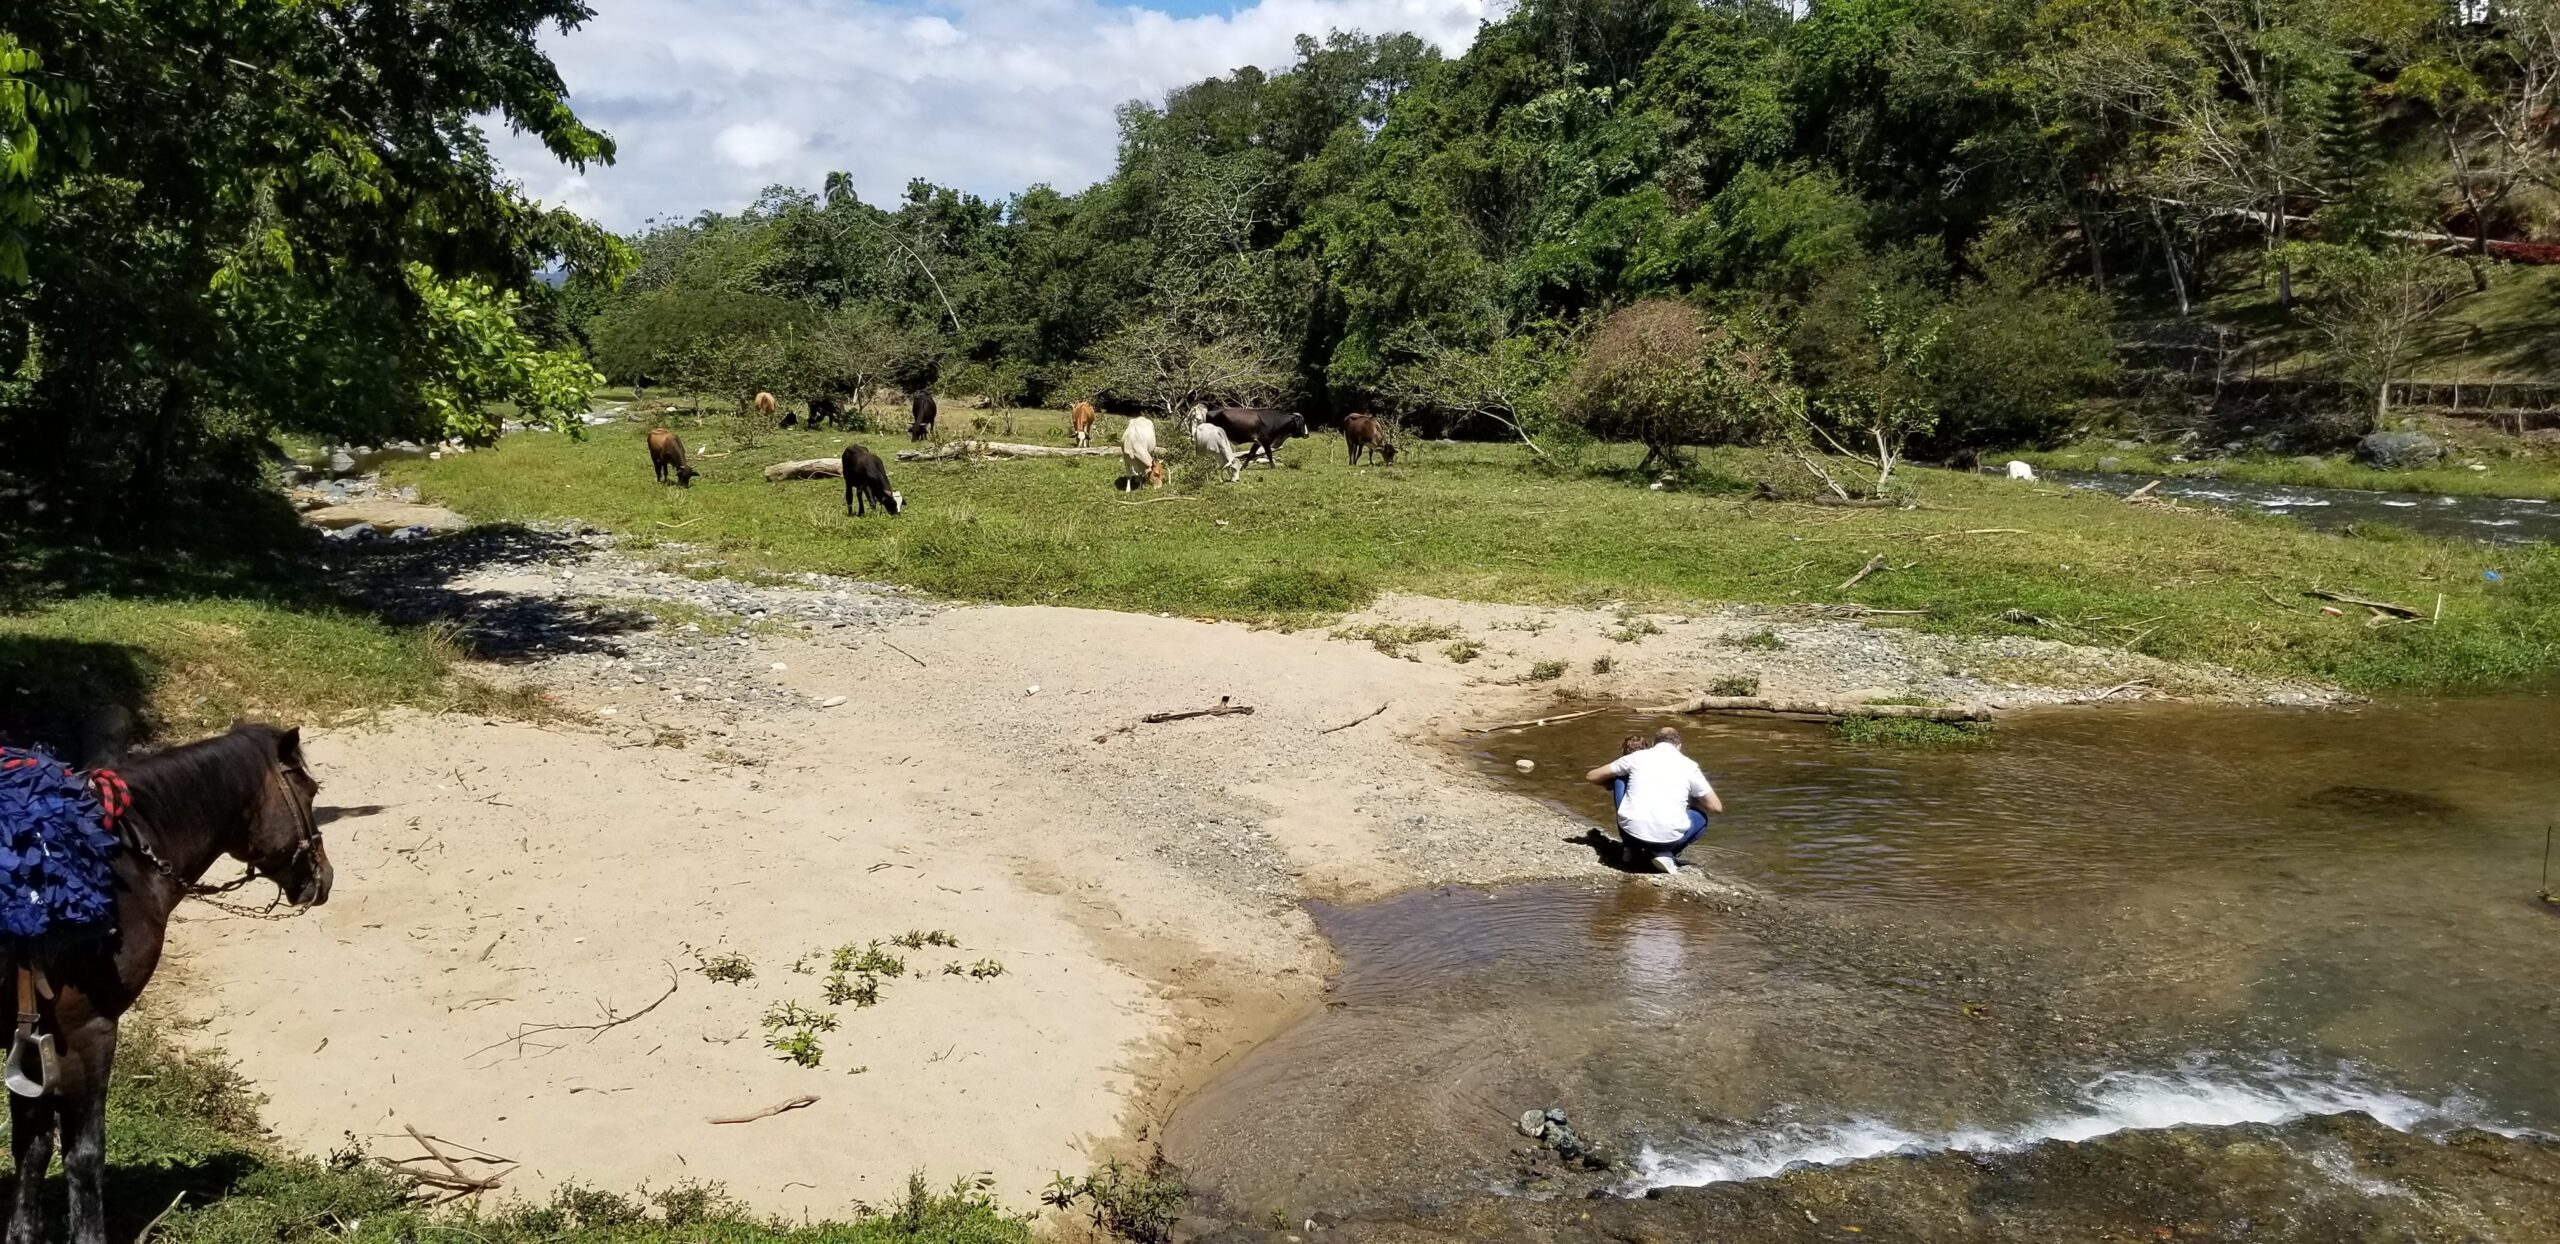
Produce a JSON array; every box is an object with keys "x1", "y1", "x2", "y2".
[
  {"x1": 1585, "y1": 757, "x2": 1628, "y2": 786},
  {"x1": 1689, "y1": 772, "x2": 1724, "y2": 817}
]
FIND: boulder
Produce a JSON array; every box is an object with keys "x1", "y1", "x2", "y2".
[{"x1": 2357, "y1": 431, "x2": 2445, "y2": 470}]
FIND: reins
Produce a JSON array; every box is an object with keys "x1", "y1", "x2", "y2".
[{"x1": 111, "y1": 757, "x2": 322, "y2": 913}]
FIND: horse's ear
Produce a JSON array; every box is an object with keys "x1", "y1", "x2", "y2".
[{"x1": 279, "y1": 726, "x2": 306, "y2": 768}]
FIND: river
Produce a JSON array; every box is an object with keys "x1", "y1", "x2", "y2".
[
  {"x1": 1164, "y1": 699, "x2": 2560, "y2": 1240},
  {"x1": 2053, "y1": 470, "x2": 2560, "y2": 546}
]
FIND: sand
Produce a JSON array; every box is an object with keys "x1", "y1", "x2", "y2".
[{"x1": 164, "y1": 557, "x2": 2323, "y2": 1216}]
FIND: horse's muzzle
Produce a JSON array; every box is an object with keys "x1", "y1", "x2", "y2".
[{"x1": 291, "y1": 858, "x2": 334, "y2": 908}]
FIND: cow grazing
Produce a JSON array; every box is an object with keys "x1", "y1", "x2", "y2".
[
  {"x1": 2006, "y1": 460, "x2": 2038, "y2": 481},
  {"x1": 647, "y1": 428, "x2": 699, "y2": 487},
  {"x1": 1342, "y1": 412, "x2": 1396, "y2": 466},
  {"x1": 1192, "y1": 421, "x2": 1246, "y2": 483},
  {"x1": 842, "y1": 445, "x2": 904, "y2": 517},
  {"x1": 1121, "y1": 417, "x2": 1166, "y2": 490},
  {"x1": 754, "y1": 391, "x2": 779, "y2": 425},
  {"x1": 805, "y1": 396, "x2": 843, "y2": 429},
  {"x1": 908, "y1": 391, "x2": 939, "y2": 442},
  {"x1": 1070, "y1": 401, "x2": 1098, "y2": 448},
  {"x1": 1205, "y1": 407, "x2": 1311, "y2": 468}
]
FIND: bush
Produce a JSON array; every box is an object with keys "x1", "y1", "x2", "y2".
[{"x1": 1554, "y1": 300, "x2": 1795, "y2": 472}]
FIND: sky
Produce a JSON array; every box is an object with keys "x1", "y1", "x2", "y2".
[{"x1": 487, "y1": 0, "x2": 1499, "y2": 232}]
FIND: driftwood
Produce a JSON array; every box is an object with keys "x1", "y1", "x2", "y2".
[
  {"x1": 897, "y1": 441, "x2": 1120, "y2": 462},
  {"x1": 1659, "y1": 695, "x2": 1996, "y2": 723},
  {"x1": 379, "y1": 1126, "x2": 514, "y2": 1202},
  {"x1": 1142, "y1": 696, "x2": 1256, "y2": 724},
  {"x1": 2125, "y1": 480, "x2": 2164, "y2": 503},
  {"x1": 1468, "y1": 706, "x2": 1614, "y2": 734},
  {"x1": 711, "y1": 1095, "x2": 820, "y2": 1125},
  {"x1": 1838, "y1": 555, "x2": 1890, "y2": 592},
  {"x1": 467, "y1": 968, "x2": 679, "y2": 1060},
  {"x1": 1808, "y1": 496, "x2": 1902, "y2": 509},
  {"x1": 2303, "y1": 589, "x2": 2426, "y2": 620},
  {"x1": 1318, "y1": 703, "x2": 1390, "y2": 735},
  {"x1": 763, "y1": 458, "x2": 845, "y2": 482}
]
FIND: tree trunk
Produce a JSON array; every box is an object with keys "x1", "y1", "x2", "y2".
[{"x1": 2151, "y1": 202, "x2": 2190, "y2": 317}]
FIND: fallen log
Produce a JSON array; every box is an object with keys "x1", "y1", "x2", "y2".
[
  {"x1": 2303, "y1": 589, "x2": 2426, "y2": 620},
  {"x1": 1807, "y1": 495, "x2": 1901, "y2": 509},
  {"x1": 1142, "y1": 696, "x2": 1256, "y2": 724},
  {"x1": 2125, "y1": 480, "x2": 2163, "y2": 503},
  {"x1": 1654, "y1": 695, "x2": 1996, "y2": 723},
  {"x1": 896, "y1": 441, "x2": 1121, "y2": 462},
  {"x1": 763, "y1": 458, "x2": 843, "y2": 482}
]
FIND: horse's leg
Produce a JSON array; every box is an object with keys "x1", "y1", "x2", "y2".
[
  {"x1": 6, "y1": 1092, "x2": 56, "y2": 1244},
  {"x1": 57, "y1": 1031, "x2": 111, "y2": 1244}
]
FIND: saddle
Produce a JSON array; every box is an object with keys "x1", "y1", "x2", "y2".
[{"x1": 0, "y1": 748, "x2": 129, "y2": 1097}]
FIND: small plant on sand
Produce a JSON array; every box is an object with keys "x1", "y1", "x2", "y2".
[
  {"x1": 966, "y1": 958, "x2": 1007, "y2": 979},
  {"x1": 1334, "y1": 620, "x2": 1460, "y2": 658},
  {"x1": 1708, "y1": 674, "x2": 1761, "y2": 697},
  {"x1": 1729, "y1": 628, "x2": 1786, "y2": 651},
  {"x1": 1443, "y1": 639, "x2": 1485, "y2": 663},
  {"x1": 762, "y1": 1001, "x2": 838, "y2": 1067},
  {"x1": 837, "y1": 941, "x2": 908, "y2": 978},
  {"x1": 1513, "y1": 659, "x2": 1568, "y2": 684},
  {"x1": 1609, "y1": 614, "x2": 1665, "y2": 643},
  {"x1": 686, "y1": 946, "x2": 756, "y2": 985},
  {"x1": 892, "y1": 929, "x2": 961, "y2": 950},
  {"x1": 1590, "y1": 655, "x2": 1615, "y2": 674},
  {"x1": 1832, "y1": 717, "x2": 1993, "y2": 749},
  {"x1": 1043, "y1": 1153, "x2": 1188, "y2": 1244}
]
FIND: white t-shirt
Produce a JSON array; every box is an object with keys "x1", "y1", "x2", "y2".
[{"x1": 1609, "y1": 743, "x2": 1715, "y2": 844}]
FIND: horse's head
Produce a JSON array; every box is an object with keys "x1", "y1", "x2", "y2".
[{"x1": 244, "y1": 727, "x2": 333, "y2": 907}]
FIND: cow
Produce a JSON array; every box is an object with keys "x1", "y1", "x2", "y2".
[
  {"x1": 754, "y1": 391, "x2": 779, "y2": 425},
  {"x1": 647, "y1": 428, "x2": 699, "y2": 487},
  {"x1": 1204, "y1": 407, "x2": 1310, "y2": 468},
  {"x1": 1070, "y1": 401, "x2": 1097, "y2": 448},
  {"x1": 2005, "y1": 460, "x2": 2038, "y2": 481},
  {"x1": 842, "y1": 444, "x2": 904, "y2": 517},
  {"x1": 1192, "y1": 421, "x2": 1246, "y2": 484},
  {"x1": 1120, "y1": 417, "x2": 1166, "y2": 490},
  {"x1": 1342, "y1": 412, "x2": 1396, "y2": 466},
  {"x1": 805, "y1": 395, "x2": 844, "y2": 430},
  {"x1": 908, "y1": 391, "x2": 939, "y2": 442}
]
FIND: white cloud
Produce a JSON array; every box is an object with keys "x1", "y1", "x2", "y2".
[{"x1": 485, "y1": 0, "x2": 1494, "y2": 231}]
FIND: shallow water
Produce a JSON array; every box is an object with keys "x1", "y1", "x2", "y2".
[
  {"x1": 1165, "y1": 700, "x2": 2560, "y2": 1234},
  {"x1": 2054, "y1": 469, "x2": 2560, "y2": 545}
]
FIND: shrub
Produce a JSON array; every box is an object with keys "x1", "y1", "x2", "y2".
[{"x1": 1552, "y1": 300, "x2": 1795, "y2": 472}]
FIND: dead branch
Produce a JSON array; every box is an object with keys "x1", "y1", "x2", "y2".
[
  {"x1": 2092, "y1": 678, "x2": 2155, "y2": 702},
  {"x1": 1838, "y1": 555, "x2": 1891, "y2": 592},
  {"x1": 1921, "y1": 528, "x2": 2027, "y2": 541},
  {"x1": 896, "y1": 441, "x2": 1121, "y2": 462},
  {"x1": 1655, "y1": 695, "x2": 1996, "y2": 723},
  {"x1": 1318, "y1": 703, "x2": 1390, "y2": 735},
  {"x1": 1468, "y1": 706, "x2": 1613, "y2": 734},
  {"x1": 1808, "y1": 495, "x2": 1901, "y2": 509},
  {"x1": 1807, "y1": 604, "x2": 1933, "y2": 618},
  {"x1": 711, "y1": 1094, "x2": 820, "y2": 1125},
  {"x1": 2125, "y1": 480, "x2": 2164, "y2": 503},
  {"x1": 1142, "y1": 696, "x2": 1256, "y2": 724},
  {"x1": 468, "y1": 968, "x2": 679, "y2": 1060},
  {"x1": 762, "y1": 458, "x2": 845, "y2": 482},
  {"x1": 2303, "y1": 589, "x2": 2426, "y2": 619},
  {"x1": 881, "y1": 640, "x2": 928, "y2": 668},
  {"x1": 135, "y1": 1193, "x2": 185, "y2": 1244}
]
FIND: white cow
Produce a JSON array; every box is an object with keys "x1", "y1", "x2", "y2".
[
  {"x1": 1192, "y1": 421, "x2": 1246, "y2": 483},
  {"x1": 2005, "y1": 460, "x2": 2038, "y2": 481},
  {"x1": 1120, "y1": 417, "x2": 1164, "y2": 489}
]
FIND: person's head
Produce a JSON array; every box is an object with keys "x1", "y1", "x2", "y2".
[
  {"x1": 1654, "y1": 725, "x2": 1684, "y2": 751},
  {"x1": 1621, "y1": 733, "x2": 1645, "y2": 756}
]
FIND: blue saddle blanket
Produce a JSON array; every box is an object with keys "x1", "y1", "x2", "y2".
[{"x1": 0, "y1": 749, "x2": 122, "y2": 939}]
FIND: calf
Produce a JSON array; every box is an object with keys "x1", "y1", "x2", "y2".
[
  {"x1": 1342, "y1": 412, "x2": 1396, "y2": 466},
  {"x1": 647, "y1": 428, "x2": 699, "y2": 487},
  {"x1": 908, "y1": 391, "x2": 939, "y2": 442},
  {"x1": 1070, "y1": 401, "x2": 1097, "y2": 448},
  {"x1": 1205, "y1": 407, "x2": 1311, "y2": 468},
  {"x1": 1121, "y1": 417, "x2": 1167, "y2": 490},
  {"x1": 1192, "y1": 421, "x2": 1246, "y2": 483},
  {"x1": 841, "y1": 445, "x2": 904, "y2": 516}
]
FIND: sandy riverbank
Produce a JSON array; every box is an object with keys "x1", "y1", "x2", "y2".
[{"x1": 164, "y1": 538, "x2": 2331, "y2": 1216}]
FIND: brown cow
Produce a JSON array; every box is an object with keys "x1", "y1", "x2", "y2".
[
  {"x1": 1342, "y1": 412, "x2": 1396, "y2": 466},
  {"x1": 647, "y1": 428, "x2": 699, "y2": 487},
  {"x1": 753, "y1": 391, "x2": 778, "y2": 424},
  {"x1": 1070, "y1": 401, "x2": 1097, "y2": 448}
]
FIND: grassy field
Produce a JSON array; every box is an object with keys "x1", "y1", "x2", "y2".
[
  {"x1": 397, "y1": 408, "x2": 2560, "y2": 694},
  {"x1": 2018, "y1": 439, "x2": 2560, "y2": 501},
  {"x1": 9, "y1": 1022, "x2": 1036, "y2": 1243}
]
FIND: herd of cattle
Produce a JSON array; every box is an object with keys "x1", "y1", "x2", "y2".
[{"x1": 644, "y1": 393, "x2": 1399, "y2": 520}]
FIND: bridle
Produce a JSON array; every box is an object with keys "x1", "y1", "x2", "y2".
[{"x1": 110, "y1": 758, "x2": 323, "y2": 900}]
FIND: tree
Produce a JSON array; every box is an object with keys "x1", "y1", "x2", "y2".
[
  {"x1": 0, "y1": 0, "x2": 626, "y2": 513},
  {"x1": 2398, "y1": 0, "x2": 2560, "y2": 257},
  {"x1": 1074, "y1": 318, "x2": 1292, "y2": 421},
  {"x1": 1792, "y1": 258, "x2": 1954, "y2": 494},
  {"x1": 1552, "y1": 300, "x2": 1794, "y2": 473},
  {"x1": 1382, "y1": 330, "x2": 1577, "y2": 457},
  {"x1": 2284, "y1": 241, "x2": 2472, "y2": 429}
]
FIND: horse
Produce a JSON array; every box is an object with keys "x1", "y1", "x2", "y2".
[{"x1": 3, "y1": 723, "x2": 331, "y2": 1244}]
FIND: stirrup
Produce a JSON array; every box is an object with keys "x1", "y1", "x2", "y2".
[{"x1": 3, "y1": 1030, "x2": 55, "y2": 1098}]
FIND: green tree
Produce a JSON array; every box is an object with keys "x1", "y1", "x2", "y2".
[
  {"x1": 1553, "y1": 299, "x2": 1795, "y2": 473},
  {"x1": 2284, "y1": 240, "x2": 2472, "y2": 429}
]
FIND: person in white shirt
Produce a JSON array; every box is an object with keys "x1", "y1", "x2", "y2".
[{"x1": 1584, "y1": 726, "x2": 1722, "y2": 874}]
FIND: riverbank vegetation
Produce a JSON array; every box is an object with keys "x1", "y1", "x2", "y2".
[
  {"x1": 2022, "y1": 434, "x2": 2560, "y2": 500},
  {"x1": 398, "y1": 412, "x2": 2560, "y2": 695}
]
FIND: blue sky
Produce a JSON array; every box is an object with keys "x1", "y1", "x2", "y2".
[{"x1": 489, "y1": 0, "x2": 1495, "y2": 231}]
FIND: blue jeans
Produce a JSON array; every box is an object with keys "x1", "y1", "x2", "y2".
[{"x1": 1612, "y1": 779, "x2": 1708, "y2": 858}]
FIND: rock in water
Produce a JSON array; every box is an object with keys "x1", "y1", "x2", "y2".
[
  {"x1": 1515, "y1": 759, "x2": 1536, "y2": 773},
  {"x1": 2357, "y1": 430, "x2": 2445, "y2": 470}
]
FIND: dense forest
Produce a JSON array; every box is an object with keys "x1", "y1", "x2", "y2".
[
  {"x1": 6, "y1": 0, "x2": 2559, "y2": 515},
  {"x1": 589, "y1": 0, "x2": 2560, "y2": 481}
]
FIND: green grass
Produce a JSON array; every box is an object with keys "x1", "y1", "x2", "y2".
[
  {"x1": 2022, "y1": 440, "x2": 2560, "y2": 501},
  {"x1": 394, "y1": 411, "x2": 2560, "y2": 694},
  {"x1": 18, "y1": 1022, "x2": 1036, "y2": 1244},
  {"x1": 1833, "y1": 717, "x2": 1994, "y2": 749}
]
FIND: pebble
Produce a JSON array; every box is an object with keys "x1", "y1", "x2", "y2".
[
  {"x1": 769, "y1": 662, "x2": 787, "y2": 672},
  {"x1": 821, "y1": 696, "x2": 847, "y2": 708},
  {"x1": 1515, "y1": 759, "x2": 1535, "y2": 773}
]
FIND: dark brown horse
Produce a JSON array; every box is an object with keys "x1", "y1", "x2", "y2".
[{"x1": 4, "y1": 723, "x2": 331, "y2": 1244}]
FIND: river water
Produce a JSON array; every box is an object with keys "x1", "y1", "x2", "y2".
[
  {"x1": 2053, "y1": 469, "x2": 2560, "y2": 545},
  {"x1": 1165, "y1": 700, "x2": 2560, "y2": 1240}
]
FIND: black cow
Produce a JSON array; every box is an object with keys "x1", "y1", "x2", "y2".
[
  {"x1": 804, "y1": 395, "x2": 844, "y2": 429},
  {"x1": 1205, "y1": 407, "x2": 1311, "y2": 468},
  {"x1": 842, "y1": 444, "x2": 905, "y2": 517},
  {"x1": 907, "y1": 391, "x2": 939, "y2": 442}
]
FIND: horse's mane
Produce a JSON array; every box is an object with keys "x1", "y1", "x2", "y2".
[{"x1": 116, "y1": 724, "x2": 285, "y2": 830}]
